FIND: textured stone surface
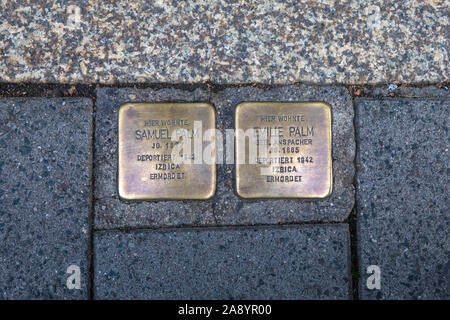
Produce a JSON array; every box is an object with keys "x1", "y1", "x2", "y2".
[
  {"x1": 212, "y1": 86, "x2": 355, "y2": 224},
  {"x1": 355, "y1": 85, "x2": 450, "y2": 98},
  {"x1": 94, "y1": 225, "x2": 351, "y2": 299},
  {"x1": 1, "y1": 1, "x2": 448, "y2": 84},
  {"x1": 356, "y1": 97, "x2": 449, "y2": 299},
  {"x1": 94, "y1": 87, "x2": 215, "y2": 229},
  {"x1": 0, "y1": 98, "x2": 92, "y2": 299},
  {"x1": 95, "y1": 85, "x2": 354, "y2": 229}
]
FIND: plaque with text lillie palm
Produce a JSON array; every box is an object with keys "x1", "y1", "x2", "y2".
[{"x1": 235, "y1": 102, "x2": 332, "y2": 199}]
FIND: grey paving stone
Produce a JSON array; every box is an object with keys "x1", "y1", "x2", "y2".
[
  {"x1": 212, "y1": 85, "x2": 355, "y2": 224},
  {"x1": 356, "y1": 97, "x2": 449, "y2": 299},
  {"x1": 0, "y1": 1, "x2": 448, "y2": 84},
  {"x1": 94, "y1": 87, "x2": 215, "y2": 229},
  {"x1": 94, "y1": 224, "x2": 351, "y2": 299},
  {"x1": 95, "y1": 85, "x2": 354, "y2": 228},
  {"x1": 355, "y1": 85, "x2": 450, "y2": 98},
  {"x1": 0, "y1": 98, "x2": 92, "y2": 299}
]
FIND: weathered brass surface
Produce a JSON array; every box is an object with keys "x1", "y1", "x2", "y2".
[
  {"x1": 235, "y1": 102, "x2": 332, "y2": 198},
  {"x1": 118, "y1": 102, "x2": 216, "y2": 200}
]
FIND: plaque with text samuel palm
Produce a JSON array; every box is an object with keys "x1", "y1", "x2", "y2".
[
  {"x1": 235, "y1": 102, "x2": 332, "y2": 199},
  {"x1": 118, "y1": 103, "x2": 216, "y2": 200}
]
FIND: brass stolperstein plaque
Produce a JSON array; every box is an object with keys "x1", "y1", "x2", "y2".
[
  {"x1": 235, "y1": 102, "x2": 332, "y2": 199},
  {"x1": 118, "y1": 103, "x2": 216, "y2": 200}
]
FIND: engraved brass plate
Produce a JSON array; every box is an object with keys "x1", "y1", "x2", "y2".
[
  {"x1": 235, "y1": 102, "x2": 332, "y2": 198},
  {"x1": 118, "y1": 103, "x2": 216, "y2": 200}
]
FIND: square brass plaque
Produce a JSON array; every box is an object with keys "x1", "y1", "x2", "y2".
[
  {"x1": 118, "y1": 102, "x2": 216, "y2": 200},
  {"x1": 235, "y1": 102, "x2": 332, "y2": 198}
]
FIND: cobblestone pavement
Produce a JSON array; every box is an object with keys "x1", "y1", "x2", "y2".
[
  {"x1": 0, "y1": 0, "x2": 448, "y2": 301},
  {"x1": 0, "y1": 84, "x2": 447, "y2": 299}
]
